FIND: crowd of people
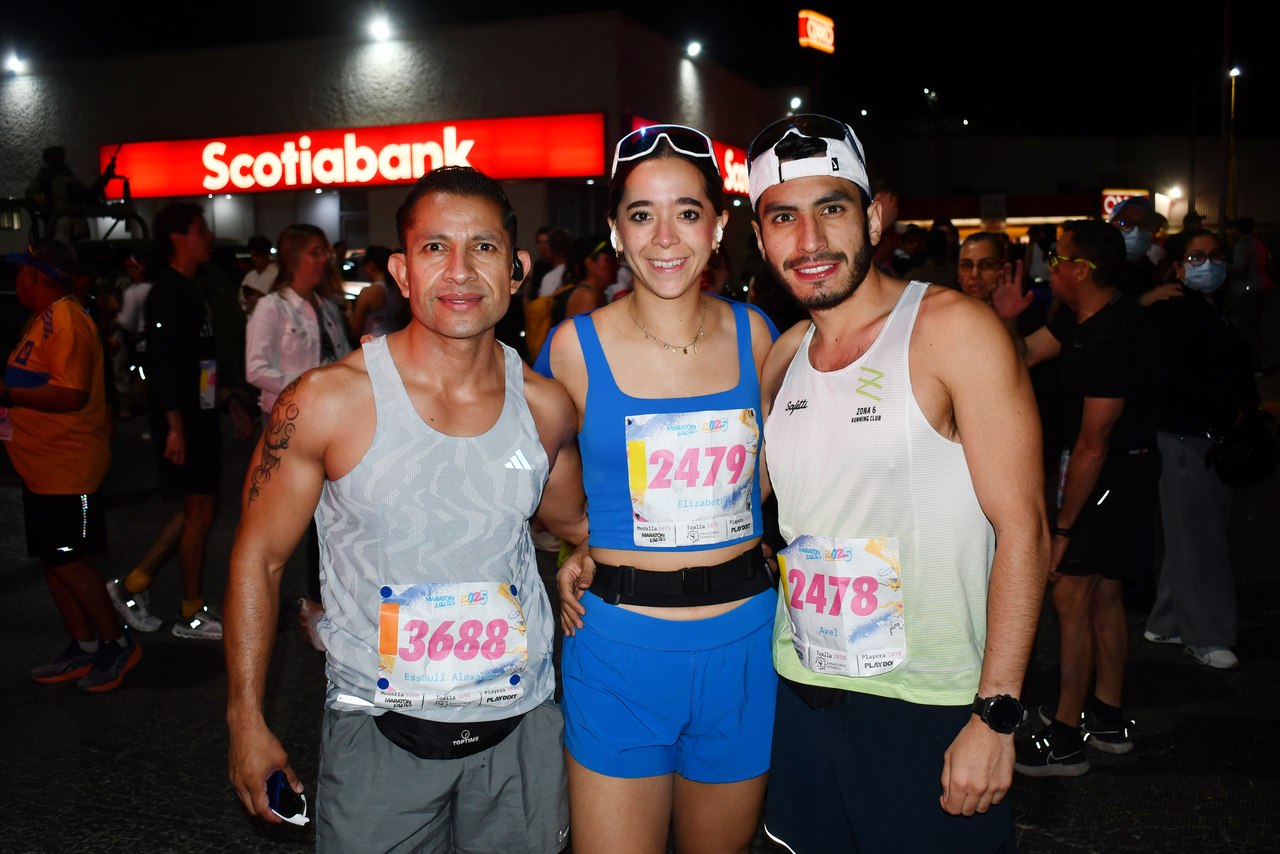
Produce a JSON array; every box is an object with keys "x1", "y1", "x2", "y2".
[{"x1": 3, "y1": 111, "x2": 1274, "y2": 854}]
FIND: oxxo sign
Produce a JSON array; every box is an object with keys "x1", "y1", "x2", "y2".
[
  {"x1": 100, "y1": 114, "x2": 604, "y2": 199},
  {"x1": 631, "y1": 118, "x2": 749, "y2": 197},
  {"x1": 1101, "y1": 189, "x2": 1150, "y2": 220},
  {"x1": 798, "y1": 10, "x2": 835, "y2": 54}
]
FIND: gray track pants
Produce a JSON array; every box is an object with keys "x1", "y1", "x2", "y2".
[{"x1": 1145, "y1": 431, "x2": 1237, "y2": 648}]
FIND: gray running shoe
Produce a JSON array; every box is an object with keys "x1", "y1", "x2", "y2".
[
  {"x1": 77, "y1": 636, "x2": 142, "y2": 693},
  {"x1": 107, "y1": 579, "x2": 163, "y2": 632},
  {"x1": 31, "y1": 641, "x2": 97, "y2": 684},
  {"x1": 172, "y1": 604, "x2": 223, "y2": 640}
]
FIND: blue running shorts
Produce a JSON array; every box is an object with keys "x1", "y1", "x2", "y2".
[{"x1": 562, "y1": 588, "x2": 778, "y2": 783}]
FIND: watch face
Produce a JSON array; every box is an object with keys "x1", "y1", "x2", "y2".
[{"x1": 986, "y1": 697, "x2": 1023, "y2": 732}]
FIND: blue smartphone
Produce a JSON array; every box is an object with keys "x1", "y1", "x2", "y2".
[{"x1": 266, "y1": 770, "x2": 309, "y2": 826}]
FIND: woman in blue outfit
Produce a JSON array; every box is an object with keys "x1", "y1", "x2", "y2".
[{"x1": 536, "y1": 125, "x2": 780, "y2": 854}]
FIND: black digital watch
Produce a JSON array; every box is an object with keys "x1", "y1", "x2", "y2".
[{"x1": 972, "y1": 694, "x2": 1026, "y2": 734}]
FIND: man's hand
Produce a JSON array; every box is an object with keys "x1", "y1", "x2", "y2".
[
  {"x1": 164, "y1": 423, "x2": 186, "y2": 465},
  {"x1": 940, "y1": 716, "x2": 1015, "y2": 816},
  {"x1": 229, "y1": 396, "x2": 254, "y2": 441},
  {"x1": 228, "y1": 717, "x2": 301, "y2": 822},
  {"x1": 991, "y1": 261, "x2": 1032, "y2": 319},
  {"x1": 557, "y1": 541, "x2": 595, "y2": 636},
  {"x1": 1048, "y1": 533, "x2": 1070, "y2": 582}
]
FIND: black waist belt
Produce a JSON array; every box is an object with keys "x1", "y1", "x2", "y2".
[
  {"x1": 374, "y1": 710, "x2": 526, "y2": 761},
  {"x1": 589, "y1": 547, "x2": 774, "y2": 608}
]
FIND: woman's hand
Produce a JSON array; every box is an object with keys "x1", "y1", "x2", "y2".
[{"x1": 557, "y1": 540, "x2": 595, "y2": 637}]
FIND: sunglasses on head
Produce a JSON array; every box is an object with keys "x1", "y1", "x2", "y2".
[
  {"x1": 612, "y1": 126, "x2": 717, "y2": 179},
  {"x1": 748, "y1": 114, "x2": 861, "y2": 165}
]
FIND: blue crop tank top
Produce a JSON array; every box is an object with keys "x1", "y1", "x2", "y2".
[{"x1": 560, "y1": 297, "x2": 774, "y2": 553}]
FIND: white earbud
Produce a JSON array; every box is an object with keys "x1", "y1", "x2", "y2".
[
  {"x1": 610, "y1": 230, "x2": 619, "y2": 250},
  {"x1": 715, "y1": 224, "x2": 724, "y2": 244}
]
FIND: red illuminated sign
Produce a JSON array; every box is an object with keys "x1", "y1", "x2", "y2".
[
  {"x1": 798, "y1": 10, "x2": 835, "y2": 54},
  {"x1": 630, "y1": 118, "x2": 749, "y2": 197},
  {"x1": 1101, "y1": 189, "x2": 1150, "y2": 220},
  {"x1": 100, "y1": 114, "x2": 605, "y2": 199}
]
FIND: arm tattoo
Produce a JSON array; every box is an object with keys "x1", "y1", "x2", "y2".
[{"x1": 248, "y1": 379, "x2": 301, "y2": 504}]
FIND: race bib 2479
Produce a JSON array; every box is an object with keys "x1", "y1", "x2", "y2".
[{"x1": 625, "y1": 408, "x2": 758, "y2": 548}]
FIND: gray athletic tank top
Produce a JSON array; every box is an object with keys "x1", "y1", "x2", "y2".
[{"x1": 317, "y1": 335, "x2": 555, "y2": 722}]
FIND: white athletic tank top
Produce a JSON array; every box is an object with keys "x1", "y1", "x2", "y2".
[
  {"x1": 317, "y1": 336, "x2": 555, "y2": 721},
  {"x1": 362, "y1": 280, "x2": 404, "y2": 338},
  {"x1": 765, "y1": 282, "x2": 996, "y2": 705}
]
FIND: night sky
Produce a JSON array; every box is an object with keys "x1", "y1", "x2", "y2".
[{"x1": 3, "y1": 1, "x2": 1273, "y2": 137}]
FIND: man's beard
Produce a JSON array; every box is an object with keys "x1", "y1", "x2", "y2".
[{"x1": 770, "y1": 225, "x2": 874, "y2": 311}]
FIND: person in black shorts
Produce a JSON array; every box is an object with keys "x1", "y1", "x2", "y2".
[
  {"x1": 5, "y1": 241, "x2": 140, "y2": 692},
  {"x1": 106, "y1": 203, "x2": 251, "y2": 640},
  {"x1": 996, "y1": 219, "x2": 1160, "y2": 776}
]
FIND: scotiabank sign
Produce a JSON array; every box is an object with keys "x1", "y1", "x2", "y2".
[
  {"x1": 631, "y1": 118, "x2": 749, "y2": 197},
  {"x1": 100, "y1": 113, "x2": 605, "y2": 199}
]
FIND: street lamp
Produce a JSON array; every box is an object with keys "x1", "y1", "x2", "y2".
[
  {"x1": 1229, "y1": 68, "x2": 1240, "y2": 220},
  {"x1": 790, "y1": 97, "x2": 802, "y2": 109},
  {"x1": 5, "y1": 54, "x2": 26, "y2": 74},
  {"x1": 1170, "y1": 186, "x2": 1183, "y2": 199},
  {"x1": 687, "y1": 42, "x2": 702, "y2": 58},
  {"x1": 369, "y1": 16, "x2": 391, "y2": 41}
]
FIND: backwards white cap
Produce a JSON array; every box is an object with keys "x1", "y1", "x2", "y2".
[{"x1": 747, "y1": 117, "x2": 870, "y2": 209}]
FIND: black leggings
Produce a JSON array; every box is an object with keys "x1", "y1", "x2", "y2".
[{"x1": 307, "y1": 520, "x2": 322, "y2": 603}]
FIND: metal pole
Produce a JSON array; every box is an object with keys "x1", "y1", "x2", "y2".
[
  {"x1": 1188, "y1": 50, "x2": 1198, "y2": 217},
  {"x1": 1229, "y1": 73, "x2": 1237, "y2": 221},
  {"x1": 1217, "y1": 0, "x2": 1231, "y2": 240}
]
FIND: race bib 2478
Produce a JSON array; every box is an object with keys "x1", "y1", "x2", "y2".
[
  {"x1": 625, "y1": 408, "x2": 758, "y2": 548},
  {"x1": 779, "y1": 536, "x2": 906, "y2": 678}
]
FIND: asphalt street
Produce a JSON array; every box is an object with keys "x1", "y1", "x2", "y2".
[{"x1": 1, "y1": 400, "x2": 1276, "y2": 854}]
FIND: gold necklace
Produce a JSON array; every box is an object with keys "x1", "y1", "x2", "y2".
[{"x1": 627, "y1": 294, "x2": 707, "y2": 354}]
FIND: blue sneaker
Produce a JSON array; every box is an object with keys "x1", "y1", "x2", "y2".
[
  {"x1": 77, "y1": 635, "x2": 142, "y2": 693},
  {"x1": 31, "y1": 640, "x2": 97, "y2": 684}
]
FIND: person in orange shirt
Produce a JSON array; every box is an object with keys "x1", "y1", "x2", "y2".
[{"x1": 2, "y1": 240, "x2": 140, "y2": 693}]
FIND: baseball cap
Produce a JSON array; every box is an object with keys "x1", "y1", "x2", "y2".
[
  {"x1": 747, "y1": 114, "x2": 870, "y2": 209},
  {"x1": 5, "y1": 240, "x2": 74, "y2": 284},
  {"x1": 1108, "y1": 196, "x2": 1154, "y2": 223}
]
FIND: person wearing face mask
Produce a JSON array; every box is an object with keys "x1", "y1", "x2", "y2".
[
  {"x1": 245, "y1": 224, "x2": 352, "y2": 650},
  {"x1": 538, "y1": 124, "x2": 781, "y2": 854},
  {"x1": 1109, "y1": 198, "x2": 1163, "y2": 300},
  {"x1": 1141, "y1": 231, "x2": 1256, "y2": 669}
]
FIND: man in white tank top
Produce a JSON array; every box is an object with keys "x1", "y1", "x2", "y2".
[
  {"x1": 224, "y1": 167, "x2": 586, "y2": 854},
  {"x1": 747, "y1": 116, "x2": 1050, "y2": 854}
]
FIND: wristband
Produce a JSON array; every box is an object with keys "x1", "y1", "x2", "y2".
[{"x1": 1051, "y1": 525, "x2": 1072, "y2": 538}]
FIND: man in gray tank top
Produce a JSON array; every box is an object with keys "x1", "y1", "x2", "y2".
[
  {"x1": 748, "y1": 116, "x2": 1049, "y2": 854},
  {"x1": 225, "y1": 167, "x2": 586, "y2": 854}
]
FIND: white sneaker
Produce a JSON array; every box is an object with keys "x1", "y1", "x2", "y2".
[
  {"x1": 1185, "y1": 646, "x2": 1238, "y2": 669},
  {"x1": 172, "y1": 605, "x2": 223, "y2": 640},
  {"x1": 106, "y1": 579, "x2": 163, "y2": 632},
  {"x1": 1143, "y1": 630, "x2": 1182, "y2": 645},
  {"x1": 297, "y1": 599, "x2": 326, "y2": 652}
]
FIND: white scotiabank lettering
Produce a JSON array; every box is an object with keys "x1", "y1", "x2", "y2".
[
  {"x1": 202, "y1": 142, "x2": 229, "y2": 190},
  {"x1": 722, "y1": 149, "x2": 749, "y2": 195},
  {"x1": 200, "y1": 127, "x2": 476, "y2": 191}
]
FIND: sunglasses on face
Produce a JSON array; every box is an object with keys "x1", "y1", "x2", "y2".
[
  {"x1": 958, "y1": 258, "x2": 1001, "y2": 274},
  {"x1": 1047, "y1": 254, "x2": 1097, "y2": 271},
  {"x1": 1185, "y1": 250, "x2": 1225, "y2": 265}
]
